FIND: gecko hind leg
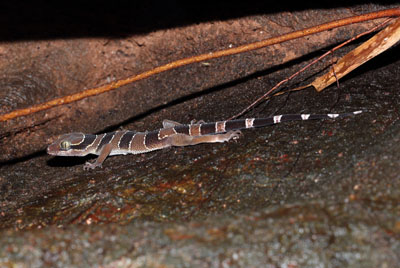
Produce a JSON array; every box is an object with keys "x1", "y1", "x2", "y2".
[
  {"x1": 167, "y1": 130, "x2": 242, "y2": 147},
  {"x1": 162, "y1": 119, "x2": 182, "y2": 128},
  {"x1": 163, "y1": 119, "x2": 206, "y2": 128}
]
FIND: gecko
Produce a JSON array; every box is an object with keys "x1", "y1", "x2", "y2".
[{"x1": 47, "y1": 111, "x2": 362, "y2": 170}]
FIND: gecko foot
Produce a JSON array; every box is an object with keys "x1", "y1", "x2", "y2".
[
  {"x1": 190, "y1": 119, "x2": 205, "y2": 125},
  {"x1": 83, "y1": 161, "x2": 102, "y2": 170},
  {"x1": 227, "y1": 130, "x2": 242, "y2": 142}
]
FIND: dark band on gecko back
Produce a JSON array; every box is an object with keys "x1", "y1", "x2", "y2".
[
  {"x1": 70, "y1": 134, "x2": 96, "y2": 150},
  {"x1": 145, "y1": 130, "x2": 163, "y2": 149},
  {"x1": 96, "y1": 132, "x2": 115, "y2": 152},
  {"x1": 119, "y1": 131, "x2": 135, "y2": 150},
  {"x1": 174, "y1": 125, "x2": 190, "y2": 135},
  {"x1": 252, "y1": 118, "x2": 274, "y2": 127},
  {"x1": 200, "y1": 123, "x2": 217, "y2": 135},
  {"x1": 225, "y1": 120, "x2": 247, "y2": 131}
]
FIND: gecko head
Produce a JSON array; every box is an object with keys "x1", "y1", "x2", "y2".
[{"x1": 47, "y1": 133, "x2": 89, "y2": 156}]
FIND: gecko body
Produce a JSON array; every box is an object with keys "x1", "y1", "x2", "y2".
[{"x1": 47, "y1": 111, "x2": 362, "y2": 170}]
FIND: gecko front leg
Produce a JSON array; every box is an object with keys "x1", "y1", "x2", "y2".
[{"x1": 83, "y1": 143, "x2": 113, "y2": 170}]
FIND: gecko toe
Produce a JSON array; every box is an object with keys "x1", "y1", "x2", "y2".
[
  {"x1": 228, "y1": 130, "x2": 242, "y2": 142},
  {"x1": 190, "y1": 119, "x2": 206, "y2": 125},
  {"x1": 83, "y1": 161, "x2": 102, "y2": 170}
]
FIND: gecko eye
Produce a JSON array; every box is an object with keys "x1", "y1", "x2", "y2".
[{"x1": 60, "y1": 141, "x2": 71, "y2": 150}]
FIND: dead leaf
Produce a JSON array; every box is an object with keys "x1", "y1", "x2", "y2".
[{"x1": 310, "y1": 18, "x2": 400, "y2": 91}]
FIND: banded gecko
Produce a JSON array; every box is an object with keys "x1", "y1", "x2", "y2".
[{"x1": 47, "y1": 111, "x2": 362, "y2": 170}]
